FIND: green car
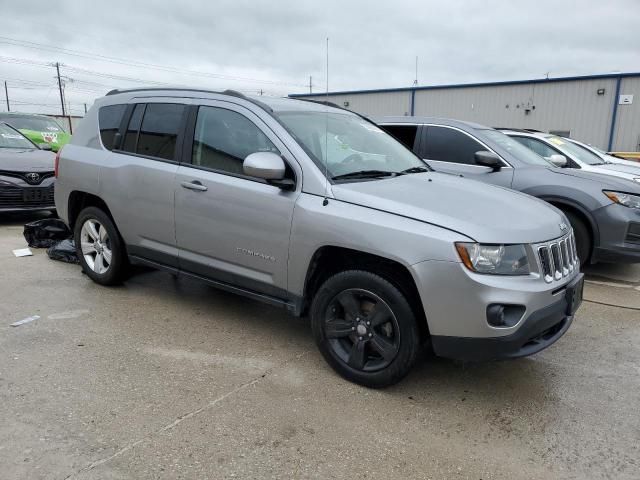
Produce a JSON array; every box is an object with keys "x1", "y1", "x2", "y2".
[{"x1": 0, "y1": 113, "x2": 71, "y2": 152}]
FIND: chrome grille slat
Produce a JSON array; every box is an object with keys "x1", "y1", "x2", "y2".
[{"x1": 536, "y1": 231, "x2": 577, "y2": 283}]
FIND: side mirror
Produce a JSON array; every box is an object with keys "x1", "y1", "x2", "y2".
[
  {"x1": 547, "y1": 154, "x2": 568, "y2": 167},
  {"x1": 38, "y1": 143, "x2": 53, "y2": 151},
  {"x1": 474, "y1": 151, "x2": 502, "y2": 171},
  {"x1": 243, "y1": 152, "x2": 295, "y2": 190}
]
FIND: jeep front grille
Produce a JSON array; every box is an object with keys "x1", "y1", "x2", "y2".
[{"x1": 537, "y1": 232, "x2": 578, "y2": 283}]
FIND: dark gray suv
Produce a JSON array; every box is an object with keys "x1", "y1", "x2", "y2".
[{"x1": 377, "y1": 117, "x2": 640, "y2": 266}]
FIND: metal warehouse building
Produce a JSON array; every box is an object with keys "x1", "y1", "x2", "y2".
[{"x1": 290, "y1": 72, "x2": 640, "y2": 152}]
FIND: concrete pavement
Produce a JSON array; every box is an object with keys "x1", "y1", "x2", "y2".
[{"x1": 1, "y1": 214, "x2": 639, "y2": 480}]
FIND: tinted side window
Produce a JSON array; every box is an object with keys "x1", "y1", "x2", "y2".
[
  {"x1": 136, "y1": 103, "x2": 186, "y2": 161},
  {"x1": 380, "y1": 125, "x2": 418, "y2": 151},
  {"x1": 192, "y1": 106, "x2": 279, "y2": 176},
  {"x1": 424, "y1": 126, "x2": 485, "y2": 165},
  {"x1": 122, "y1": 104, "x2": 145, "y2": 153},
  {"x1": 512, "y1": 136, "x2": 557, "y2": 158},
  {"x1": 98, "y1": 104, "x2": 127, "y2": 151}
]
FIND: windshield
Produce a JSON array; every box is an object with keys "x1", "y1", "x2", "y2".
[
  {"x1": 0, "y1": 123, "x2": 35, "y2": 149},
  {"x1": 276, "y1": 111, "x2": 428, "y2": 179},
  {"x1": 0, "y1": 115, "x2": 64, "y2": 133},
  {"x1": 482, "y1": 129, "x2": 554, "y2": 167},
  {"x1": 546, "y1": 136, "x2": 604, "y2": 165}
]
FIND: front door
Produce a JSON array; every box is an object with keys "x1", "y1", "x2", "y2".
[{"x1": 174, "y1": 102, "x2": 299, "y2": 299}]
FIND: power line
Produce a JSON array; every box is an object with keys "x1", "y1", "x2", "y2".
[{"x1": 0, "y1": 35, "x2": 309, "y2": 88}]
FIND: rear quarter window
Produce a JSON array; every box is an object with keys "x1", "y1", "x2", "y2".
[{"x1": 98, "y1": 104, "x2": 127, "y2": 150}]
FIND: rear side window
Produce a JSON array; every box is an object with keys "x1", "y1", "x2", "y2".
[
  {"x1": 122, "y1": 104, "x2": 145, "y2": 153},
  {"x1": 122, "y1": 103, "x2": 186, "y2": 161},
  {"x1": 380, "y1": 125, "x2": 418, "y2": 151},
  {"x1": 192, "y1": 106, "x2": 279, "y2": 176},
  {"x1": 423, "y1": 126, "x2": 486, "y2": 165},
  {"x1": 98, "y1": 104, "x2": 127, "y2": 150}
]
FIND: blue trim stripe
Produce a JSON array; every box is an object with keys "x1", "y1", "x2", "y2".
[
  {"x1": 608, "y1": 76, "x2": 622, "y2": 151},
  {"x1": 289, "y1": 71, "x2": 640, "y2": 98}
]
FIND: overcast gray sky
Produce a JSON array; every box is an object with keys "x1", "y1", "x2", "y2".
[{"x1": 1, "y1": 0, "x2": 639, "y2": 115}]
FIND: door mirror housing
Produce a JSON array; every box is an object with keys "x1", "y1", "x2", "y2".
[
  {"x1": 243, "y1": 152, "x2": 294, "y2": 190},
  {"x1": 547, "y1": 154, "x2": 568, "y2": 167},
  {"x1": 38, "y1": 143, "x2": 53, "y2": 151},
  {"x1": 474, "y1": 151, "x2": 502, "y2": 170}
]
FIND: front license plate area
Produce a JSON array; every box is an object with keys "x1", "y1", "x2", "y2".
[
  {"x1": 565, "y1": 276, "x2": 584, "y2": 316},
  {"x1": 23, "y1": 189, "x2": 47, "y2": 202}
]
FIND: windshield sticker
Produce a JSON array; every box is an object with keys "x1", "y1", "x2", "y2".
[
  {"x1": 1, "y1": 133, "x2": 23, "y2": 139},
  {"x1": 548, "y1": 137, "x2": 565, "y2": 146},
  {"x1": 41, "y1": 132, "x2": 58, "y2": 143}
]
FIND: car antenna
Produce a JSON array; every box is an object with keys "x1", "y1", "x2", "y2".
[{"x1": 323, "y1": 37, "x2": 330, "y2": 207}]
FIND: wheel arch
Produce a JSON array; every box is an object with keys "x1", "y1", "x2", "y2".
[
  {"x1": 543, "y1": 197, "x2": 597, "y2": 260},
  {"x1": 301, "y1": 245, "x2": 429, "y2": 342},
  {"x1": 67, "y1": 191, "x2": 115, "y2": 231}
]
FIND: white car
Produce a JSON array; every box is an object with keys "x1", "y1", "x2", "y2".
[
  {"x1": 501, "y1": 130, "x2": 640, "y2": 183},
  {"x1": 565, "y1": 137, "x2": 640, "y2": 169}
]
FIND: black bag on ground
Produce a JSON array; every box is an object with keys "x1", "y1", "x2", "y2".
[
  {"x1": 23, "y1": 219, "x2": 72, "y2": 248},
  {"x1": 46, "y1": 239, "x2": 79, "y2": 264}
]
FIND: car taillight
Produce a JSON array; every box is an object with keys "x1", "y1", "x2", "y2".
[{"x1": 54, "y1": 151, "x2": 60, "y2": 178}]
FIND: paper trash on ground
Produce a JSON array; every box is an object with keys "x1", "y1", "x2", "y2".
[
  {"x1": 12, "y1": 248, "x2": 33, "y2": 257},
  {"x1": 10, "y1": 315, "x2": 40, "y2": 327}
]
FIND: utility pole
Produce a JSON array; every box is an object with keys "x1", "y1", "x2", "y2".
[
  {"x1": 55, "y1": 62, "x2": 66, "y2": 116},
  {"x1": 413, "y1": 56, "x2": 418, "y2": 86},
  {"x1": 4, "y1": 81, "x2": 9, "y2": 111},
  {"x1": 309, "y1": 75, "x2": 313, "y2": 94},
  {"x1": 84, "y1": 103, "x2": 87, "y2": 114}
]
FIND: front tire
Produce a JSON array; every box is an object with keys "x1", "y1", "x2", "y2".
[
  {"x1": 564, "y1": 211, "x2": 591, "y2": 266},
  {"x1": 310, "y1": 270, "x2": 420, "y2": 388},
  {"x1": 74, "y1": 207, "x2": 128, "y2": 285}
]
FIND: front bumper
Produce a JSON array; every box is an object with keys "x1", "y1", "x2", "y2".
[
  {"x1": 410, "y1": 253, "x2": 582, "y2": 359},
  {"x1": 593, "y1": 203, "x2": 640, "y2": 263},
  {"x1": 0, "y1": 179, "x2": 55, "y2": 212},
  {"x1": 431, "y1": 273, "x2": 582, "y2": 361}
]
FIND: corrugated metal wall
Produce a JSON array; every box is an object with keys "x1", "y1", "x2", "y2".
[
  {"x1": 313, "y1": 91, "x2": 412, "y2": 117},
  {"x1": 612, "y1": 77, "x2": 640, "y2": 151},
  {"x1": 297, "y1": 76, "x2": 640, "y2": 151}
]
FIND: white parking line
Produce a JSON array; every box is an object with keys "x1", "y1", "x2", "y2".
[{"x1": 585, "y1": 279, "x2": 634, "y2": 289}]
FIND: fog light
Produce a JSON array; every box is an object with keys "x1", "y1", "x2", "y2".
[{"x1": 487, "y1": 304, "x2": 525, "y2": 327}]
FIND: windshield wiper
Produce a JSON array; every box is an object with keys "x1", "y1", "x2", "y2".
[
  {"x1": 401, "y1": 166, "x2": 430, "y2": 174},
  {"x1": 332, "y1": 170, "x2": 401, "y2": 180}
]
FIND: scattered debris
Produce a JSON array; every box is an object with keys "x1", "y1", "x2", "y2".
[
  {"x1": 10, "y1": 315, "x2": 40, "y2": 327},
  {"x1": 12, "y1": 248, "x2": 33, "y2": 257},
  {"x1": 47, "y1": 239, "x2": 79, "y2": 264},
  {"x1": 23, "y1": 219, "x2": 71, "y2": 248},
  {"x1": 47, "y1": 309, "x2": 89, "y2": 320}
]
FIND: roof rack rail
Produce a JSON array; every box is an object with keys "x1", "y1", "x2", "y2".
[{"x1": 104, "y1": 87, "x2": 274, "y2": 113}]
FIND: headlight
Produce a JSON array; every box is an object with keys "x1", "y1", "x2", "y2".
[
  {"x1": 455, "y1": 243, "x2": 530, "y2": 275},
  {"x1": 604, "y1": 190, "x2": 640, "y2": 209}
]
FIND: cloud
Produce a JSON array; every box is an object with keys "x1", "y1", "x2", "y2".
[{"x1": 1, "y1": 0, "x2": 638, "y2": 115}]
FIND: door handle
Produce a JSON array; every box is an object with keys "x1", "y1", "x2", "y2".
[{"x1": 180, "y1": 180, "x2": 208, "y2": 192}]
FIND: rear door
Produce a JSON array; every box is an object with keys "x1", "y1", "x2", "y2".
[
  {"x1": 100, "y1": 100, "x2": 188, "y2": 266},
  {"x1": 174, "y1": 101, "x2": 299, "y2": 299},
  {"x1": 419, "y1": 125, "x2": 514, "y2": 187}
]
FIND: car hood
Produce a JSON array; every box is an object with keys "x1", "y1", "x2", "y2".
[
  {"x1": 0, "y1": 148, "x2": 55, "y2": 171},
  {"x1": 598, "y1": 163, "x2": 640, "y2": 176},
  {"x1": 550, "y1": 166, "x2": 640, "y2": 191},
  {"x1": 331, "y1": 172, "x2": 567, "y2": 244}
]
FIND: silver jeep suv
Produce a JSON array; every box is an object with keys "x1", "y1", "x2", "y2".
[{"x1": 54, "y1": 89, "x2": 583, "y2": 387}]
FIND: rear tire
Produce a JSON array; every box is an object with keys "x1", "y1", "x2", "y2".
[
  {"x1": 74, "y1": 207, "x2": 128, "y2": 285},
  {"x1": 310, "y1": 270, "x2": 420, "y2": 388},
  {"x1": 564, "y1": 210, "x2": 591, "y2": 266}
]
